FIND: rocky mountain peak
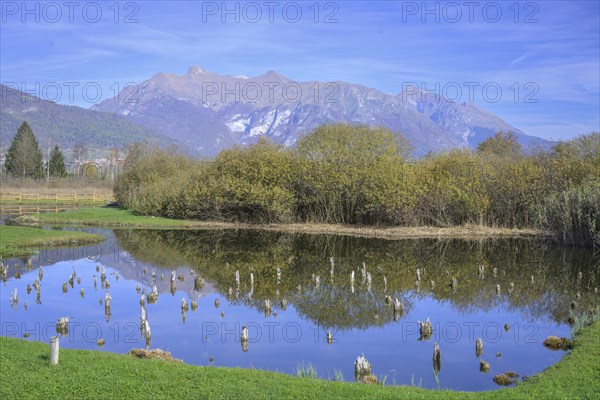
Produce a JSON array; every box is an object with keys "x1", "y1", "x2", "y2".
[
  {"x1": 255, "y1": 70, "x2": 289, "y2": 82},
  {"x1": 187, "y1": 65, "x2": 212, "y2": 76}
]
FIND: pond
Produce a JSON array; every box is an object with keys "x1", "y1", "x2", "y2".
[{"x1": 1, "y1": 228, "x2": 597, "y2": 391}]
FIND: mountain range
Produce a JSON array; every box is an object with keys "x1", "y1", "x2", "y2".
[
  {"x1": 1, "y1": 68, "x2": 549, "y2": 159},
  {"x1": 94, "y1": 66, "x2": 549, "y2": 156}
]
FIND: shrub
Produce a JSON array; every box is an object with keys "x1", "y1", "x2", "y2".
[
  {"x1": 113, "y1": 129, "x2": 599, "y2": 247},
  {"x1": 533, "y1": 183, "x2": 600, "y2": 246}
]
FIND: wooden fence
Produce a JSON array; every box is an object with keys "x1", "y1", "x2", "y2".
[{"x1": 0, "y1": 192, "x2": 114, "y2": 215}]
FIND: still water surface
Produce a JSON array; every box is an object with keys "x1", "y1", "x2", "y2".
[{"x1": 1, "y1": 228, "x2": 597, "y2": 390}]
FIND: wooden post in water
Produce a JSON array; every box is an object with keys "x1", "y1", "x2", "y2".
[{"x1": 50, "y1": 336, "x2": 59, "y2": 365}]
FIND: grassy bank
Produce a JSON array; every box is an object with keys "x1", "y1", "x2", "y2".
[
  {"x1": 16, "y1": 207, "x2": 550, "y2": 239},
  {"x1": 1, "y1": 322, "x2": 598, "y2": 399},
  {"x1": 0, "y1": 225, "x2": 105, "y2": 257},
  {"x1": 16, "y1": 207, "x2": 196, "y2": 228}
]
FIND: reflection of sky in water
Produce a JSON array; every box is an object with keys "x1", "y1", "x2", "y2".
[{"x1": 1, "y1": 229, "x2": 594, "y2": 391}]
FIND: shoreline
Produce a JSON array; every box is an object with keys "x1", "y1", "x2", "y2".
[
  {"x1": 14, "y1": 207, "x2": 552, "y2": 240},
  {"x1": 0, "y1": 225, "x2": 105, "y2": 257},
  {"x1": 1, "y1": 321, "x2": 598, "y2": 399},
  {"x1": 175, "y1": 221, "x2": 551, "y2": 241}
]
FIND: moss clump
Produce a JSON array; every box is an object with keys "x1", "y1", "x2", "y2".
[
  {"x1": 494, "y1": 371, "x2": 519, "y2": 386},
  {"x1": 358, "y1": 374, "x2": 378, "y2": 385},
  {"x1": 479, "y1": 359, "x2": 491, "y2": 373},
  {"x1": 543, "y1": 336, "x2": 573, "y2": 351},
  {"x1": 127, "y1": 348, "x2": 181, "y2": 362}
]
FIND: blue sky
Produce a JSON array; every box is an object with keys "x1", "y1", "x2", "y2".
[{"x1": 1, "y1": 0, "x2": 598, "y2": 140}]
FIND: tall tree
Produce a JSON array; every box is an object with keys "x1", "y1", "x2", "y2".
[
  {"x1": 4, "y1": 121, "x2": 43, "y2": 178},
  {"x1": 476, "y1": 131, "x2": 522, "y2": 158},
  {"x1": 123, "y1": 141, "x2": 155, "y2": 170},
  {"x1": 294, "y1": 124, "x2": 413, "y2": 224},
  {"x1": 73, "y1": 142, "x2": 87, "y2": 161},
  {"x1": 49, "y1": 145, "x2": 67, "y2": 177}
]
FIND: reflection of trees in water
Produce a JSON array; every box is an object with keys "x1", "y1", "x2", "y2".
[
  {"x1": 289, "y1": 285, "x2": 414, "y2": 330},
  {"x1": 114, "y1": 229, "x2": 597, "y2": 329}
]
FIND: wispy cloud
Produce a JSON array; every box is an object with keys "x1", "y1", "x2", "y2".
[{"x1": 1, "y1": 0, "x2": 597, "y2": 139}]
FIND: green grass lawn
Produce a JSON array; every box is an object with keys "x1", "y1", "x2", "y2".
[
  {"x1": 0, "y1": 225, "x2": 105, "y2": 257},
  {"x1": 1, "y1": 322, "x2": 598, "y2": 399},
  {"x1": 16, "y1": 207, "x2": 198, "y2": 228}
]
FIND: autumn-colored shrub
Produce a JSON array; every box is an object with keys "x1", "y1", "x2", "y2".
[{"x1": 113, "y1": 126, "x2": 599, "y2": 247}]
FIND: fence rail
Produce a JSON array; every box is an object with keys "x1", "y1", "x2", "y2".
[
  {"x1": 0, "y1": 205, "x2": 77, "y2": 215},
  {"x1": 0, "y1": 192, "x2": 114, "y2": 215}
]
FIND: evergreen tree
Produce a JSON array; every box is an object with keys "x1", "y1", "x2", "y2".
[
  {"x1": 4, "y1": 121, "x2": 43, "y2": 178},
  {"x1": 49, "y1": 145, "x2": 67, "y2": 177}
]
